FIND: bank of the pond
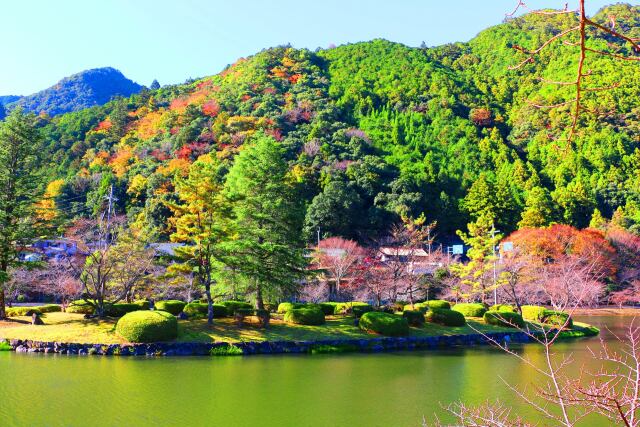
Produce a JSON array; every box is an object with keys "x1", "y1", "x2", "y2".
[{"x1": 0, "y1": 321, "x2": 598, "y2": 357}]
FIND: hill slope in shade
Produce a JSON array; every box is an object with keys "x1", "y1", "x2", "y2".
[{"x1": 8, "y1": 67, "x2": 143, "y2": 116}]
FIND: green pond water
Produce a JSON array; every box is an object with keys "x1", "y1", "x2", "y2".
[{"x1": 0, "y1": 315, "x2": 629, "y2": 426}]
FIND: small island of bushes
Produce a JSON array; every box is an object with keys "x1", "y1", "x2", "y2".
[{"x1": 0, "y1": 298, "x2": 598, "y2": 356}]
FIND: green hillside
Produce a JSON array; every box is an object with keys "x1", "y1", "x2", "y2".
[{"x1": 27, "y1": 4, "x2": 640, "y2": 241}]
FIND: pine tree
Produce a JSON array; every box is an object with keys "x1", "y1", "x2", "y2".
[
  {"x1": 452, "y1": 215, "x2": 502, "y2": 304},
  {"x1": 589, "y1": 208, "x2": 607, "y2": 230},
  {"x1": 518, "y1": 186, "x2": 555, "y2": 228},
  {"x1": 0, "y1": 108, "x2": 46, "y2": 318},
  {"x1": 150, "y1": 79, "x2": 160, "y2": 90},
  {"x1": 224, "y1": 134, "x2": 306, "y2": 309}
]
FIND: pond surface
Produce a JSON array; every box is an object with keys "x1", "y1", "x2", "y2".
[{"x1": 0, "y1": 315, "x2": 632, "y2": 426}]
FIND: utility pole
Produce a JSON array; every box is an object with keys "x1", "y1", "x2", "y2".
[
  {"x1": 102, "y1": 184, "x2": 118, "y2": 249},
  {"x1": 490, "y1": 222, "x2": 500, "y2": 306}
]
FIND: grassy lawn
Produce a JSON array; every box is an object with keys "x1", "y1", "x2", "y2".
[{"x1": 0, "y1": 312, "x2": 567, "y2": 344}]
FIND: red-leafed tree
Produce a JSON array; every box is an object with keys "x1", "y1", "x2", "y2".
[{"x1": 313, "y1": 237, "x2": 366, "y2": 301}]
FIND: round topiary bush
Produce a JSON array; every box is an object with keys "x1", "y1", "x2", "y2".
[
  {"x1": 220, "y1": 300, "x2": 253, "y2": 314},
  {"x1": 283, "y1": 308, "x2": 325, "y2": 325},
  {"x1": 489, "y1": 304, "x2": 516, "y2": 313},
  {"x1": 277, "y1": 302, "x2": 302, "y2": 313},
  {"x1": 542, "y1": 310, "x2": 573, "y2": 328},
  {"x1": 319, "y1": 302, "x2": 338, "y2": 315},
  {"x1": 134, "y1": 300, "x2": 151, "y2": 310},
  {"x1": 425, "y1": 308, "x2": 466, "y2": 326},
  {"x1": 36, "y1": 304, "x2": 61, "y2": 313},
  {"x1": 359, "y1": 312, "x2": 409, "y2": 336},
  {"x1": 483, "y1": 311, "x2": 525, "y2": 328},
  {"x1": 334, "y1": 302, "x2": 373, "y2": 316},
  {"x1": 521, "y1": 305, "x2": 547, "y2": 322},
  {"x1": 403, "y1": 303, "x2": 428, "y2": 313},
  {"x1": 425, "y1": 300, "x2": 451, "y2": 310},
  {"x1": 452, "y1": 303, "x2": 487, "y2": 318},
  {"x1": 402, "y1": 310, "x2": 425, "y2": 327},
  {"x1": 183, "y1": 302, "x2": 228, "y2": 318},
  {"x1": 66, "y1": 300, "x2": 95, "y2": 314},
  {"x1": 154, "y1": 300, "x2": 186, "y2": 315},
  {"x1": 116, "y1": 310, "x2": 178, "y2": 343},
  {"x1": 106, "y1": 303, "x2": 145, "y2": 317}
]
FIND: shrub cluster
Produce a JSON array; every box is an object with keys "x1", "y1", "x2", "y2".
[
  {"x1": 359, "y1": 312, "x2": 409, "y2": 336},
  {"x1": 318, "y1": 302, "x2": 338, "y2": 315},
  {"x1": 452, "y1": 303, "x2": 486, "y2": 317},
  {"x1": 105, "y1": 303, "x2": 146, "y2": 317},
  {"x1": 402, "y1": 310, "x2": 425, "y2": 327},
  {"x1": 277, "y1": 302, "x2": 302, "y2": 313},
  {"x1": 115, "y1": 310, "x2": 178, "y2": 343},
  {"x1": 541, "y1": 310, "x2": 573, "y2": 328},
  {"x1": 66, "y1": 300, "x2": 95, "y2": 314},
  {"x1": 483, "y1": 311, "x2": 525, "y2": 328},
  {"x1": 425, "y1": 308, "x2": 466, "y2": 326},
  {"x1": 521, "y1": 305, "x2": 547, "y2": 322},
  {"x1": 6, "y1": 306, "x2": 42, "y2": 317},
  {"x1": 221, "y1": 301, "x2": 253, "y2": 314},
  {"x1": 154, "y1": 300, "x2": 186, "y2": 315},
  {"x1": 403, "y1": 303, "x2": 429, "y2": 313},
  {"x1": 38, "y1": 304, "x2": 62, "y2": 313},
  {"x1": 424, "y1": 300, "x2": 451, "y2": 310},
  {"x1": 183, "y1": 302, "x2": 228, "y2": 318},
  {"x1": 334, "y1": 302, "x2": 373, "y2": 316},
  {"x1": 489, "y1": 304, "x2": 516, "y2": 313},
  {"x1": 284, "y1": 308, "x2": 325, "y2": 325}
]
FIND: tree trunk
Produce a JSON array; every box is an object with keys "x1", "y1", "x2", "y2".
[
  {"x1": 0, "y1": 288, "x2": 5, "y2": 319},
  {"x1": 205, "y1": 284, "x2": 214, "y2": 325},
  {"x1": 256, "y1": 280, "x2": 264, "y2": 310}
]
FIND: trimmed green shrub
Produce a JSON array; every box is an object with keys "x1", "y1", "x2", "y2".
[
  {"x1": 359, "y1": 312, "x2": 409, "y2": 336},
  {"x1": 542, "y1": 311, "x2": 573, "y2": 328},
  {"x1": 37, "y1": 304, "x2": 62, "y2": 313},
  {"x1": 106, "y1": 303, "x2": 145, "y2": 317},
  {"x1": 6, "y1": 306, "x2": 42, "y2": 317},
  {"x1": 283, "y1": 308, "x2": 325, "y2": 325},
  {"x1": 483, "y1": 311, "x2": 525, "y2": 328},
  {"x1": 334, "y1": 302, "x2": 372, "y2": 316},
  {"x1": 319, "y1": 302, "x2": 338, "y2": 315},
  {"x1": 154, "y1": 300, "x2": 186, "y2": 315},
  {"x1": 425, "y1": 300, "x2": 451, "y2": 310},
  {"x1": 425, "y1": 308, "x2": 466, "y2": 326},
  {"x1": 403, "y1": 303, "x2": 428, "y2": 313},
  {"x1": 134, "y1": 300, "x2": 151, "y2": 310},
  {"x1": 0, "y1": 341, "x2": 11, "y2": 351},
  {"x1": 452, "y1": 303, "x2": 487, "y2": 317},
  {"x1": 67, "y1": 300, "x2": 95, "y2": 314},
  {"x1": 277, "y1": 302, "x2": 302, "y2": 313},
  {"x1": 116, "y1": 310, "x2": 178, "y2": 342},
  {"x1": 221, "y1": 300, "x2": 253, "y2": 314},
  {"x1": 402, "y1": 310, "x2": 425, "y2": 326},
  {"x1": 521, "y1": 305, "x2": 547, "y2": 322},
  {"x1": 183, "y1": 302, "x2": 228, "y2": 318},
  {"x1": 490, "y1": 304, "x2": 516, "y2": 313},
  {"x1": 235, "y1": 308, "x2": 255, "y2": 317}
]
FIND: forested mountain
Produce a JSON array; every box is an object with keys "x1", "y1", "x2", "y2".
[
  {"x1": 23, "y1": 4, "x2": 640, "y2": 242},
  {"x1": 6, "y1": 67, "x2": 143, "y2": 116},
  {"x1": 0, "y1": 95, "x2": 21, "y2": 105}
]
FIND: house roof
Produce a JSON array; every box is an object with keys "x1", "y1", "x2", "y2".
[{"x1": 379, "y1": 247, "x2": 429, "y2": 257}]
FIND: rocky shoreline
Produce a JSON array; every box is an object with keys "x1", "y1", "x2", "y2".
[{"x1": 1, "y1": 330, "x2": 544, "y2": 357}]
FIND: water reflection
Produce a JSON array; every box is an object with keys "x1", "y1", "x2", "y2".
[{"x1": 0, "y1": 315, "x2": 634, "y2": 426}]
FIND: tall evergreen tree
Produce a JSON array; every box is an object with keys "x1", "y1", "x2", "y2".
[
  {"x1": 225, "y1": 135, "x2": 306, "y2": 309},
  {"x1": 0, "y1": 108, "x2": 46, "y2": 318}
]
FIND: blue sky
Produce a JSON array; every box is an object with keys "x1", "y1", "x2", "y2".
[{"x1": 1, "y1": 0, "x2": 628, "y2": 95}]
